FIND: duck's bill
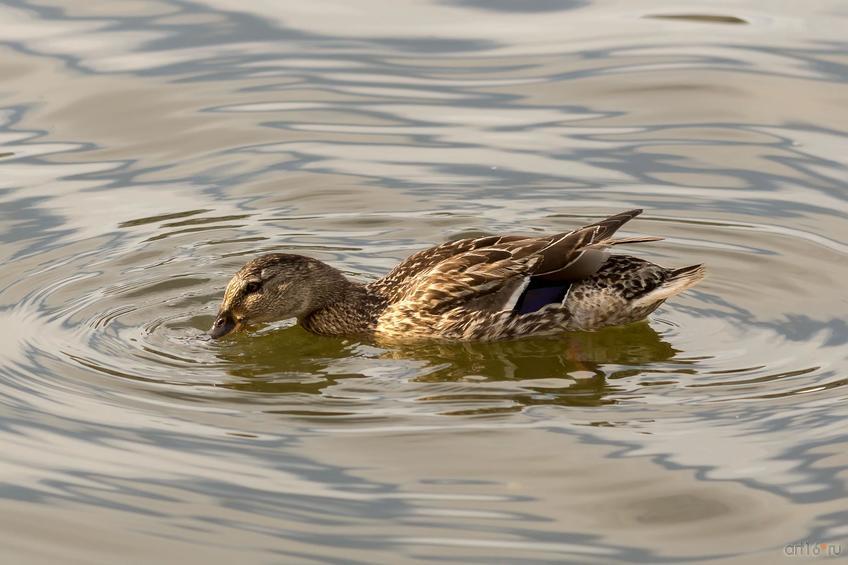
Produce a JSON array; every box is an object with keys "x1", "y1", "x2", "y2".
[{"x1": 210, "y1": 313, "x2": 238, "y2": 339}]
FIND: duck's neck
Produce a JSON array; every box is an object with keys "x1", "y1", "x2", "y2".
[{"x1": 302, "y1": 281, "x2": 386, "y2": 336}]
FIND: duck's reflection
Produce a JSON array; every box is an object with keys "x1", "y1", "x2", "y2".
[
  {"x1": 386, "y1": 322, "x2": 676, "y2": 378},
  {"x1": 212, "y1": 326, "x2": 356, "y2": 394},
  {"x1": 212, "y1": 321, "x2": 678, "y2": 408},
  {"x1": 383, "y1": 322, "x2": 678, "y2": 408}
]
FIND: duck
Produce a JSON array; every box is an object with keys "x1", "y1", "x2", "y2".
[{"x1": 209, "y1": 209, "x2": 704, "y2": 341}]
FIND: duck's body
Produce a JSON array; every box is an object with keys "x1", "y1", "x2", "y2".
[{"x1": 211, "y1": 209, "x2": 704, "y2": 341}]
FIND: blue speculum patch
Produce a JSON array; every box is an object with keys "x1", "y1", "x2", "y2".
[{"x1": 514, "y1": 279, "x2": 572, "y2": 314}]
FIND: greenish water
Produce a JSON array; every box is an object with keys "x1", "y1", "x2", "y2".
[{"x1": 1, "y1": 1, "x2": 847, "y2": 563}]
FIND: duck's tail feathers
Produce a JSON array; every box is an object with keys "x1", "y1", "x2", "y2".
[
  {"x1": 579, "y1": 236, "x2": 663, "y2": 255},
  {"x1": 603, "y1": 236, "x2": 664, "y2": 246},
  {"x1": 631, "y1": 264, "x2": 706, "y2": 309}
]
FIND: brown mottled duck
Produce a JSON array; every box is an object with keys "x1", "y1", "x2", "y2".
[{"x1": 210, "y1": 209, "x2": 704, "y2": 341}]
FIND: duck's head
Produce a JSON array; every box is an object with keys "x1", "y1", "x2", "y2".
[{"x1": 210, "y1": 253, "x2": 346, "y2": 338}]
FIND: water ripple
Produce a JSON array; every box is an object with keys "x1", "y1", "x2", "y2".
[{"x1": 2, "y1": 0, "x2": 848, "y2": 562}]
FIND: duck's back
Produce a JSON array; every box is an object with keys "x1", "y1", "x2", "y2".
[{"x1": 367, "y1": 234, "x2": 529, "y2": 303}]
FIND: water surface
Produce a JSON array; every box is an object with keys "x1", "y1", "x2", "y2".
[{"x1": 1, "y1": 0, "x2": 847, "y2": 562}]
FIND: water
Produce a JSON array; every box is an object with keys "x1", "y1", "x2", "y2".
[{"x1": 1, "y1": 1, "x2": 847, "y2": 562}]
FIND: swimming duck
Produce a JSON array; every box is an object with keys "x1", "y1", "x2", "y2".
[{"x1": 210, "y1": 209, "x2": 704, "y2": 341}]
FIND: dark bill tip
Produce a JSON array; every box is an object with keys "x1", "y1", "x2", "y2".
[{"x1": 209, "y1": 313, "x2": 237, "y2": 339}]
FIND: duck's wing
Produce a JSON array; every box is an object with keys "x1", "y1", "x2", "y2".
[
  {"x1": 391, "y1": 209, "x2": 655, "y2": 314},
  {"x1": 399, "y1": 246, "x2": 541, "y2": 314},
  {"x1": 368, "y1": 234, "x2": 528, "y2": 301}
]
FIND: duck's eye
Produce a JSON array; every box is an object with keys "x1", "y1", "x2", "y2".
[{"x1": 244, "y1": 281, "x2": 262, "y2": 294}]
